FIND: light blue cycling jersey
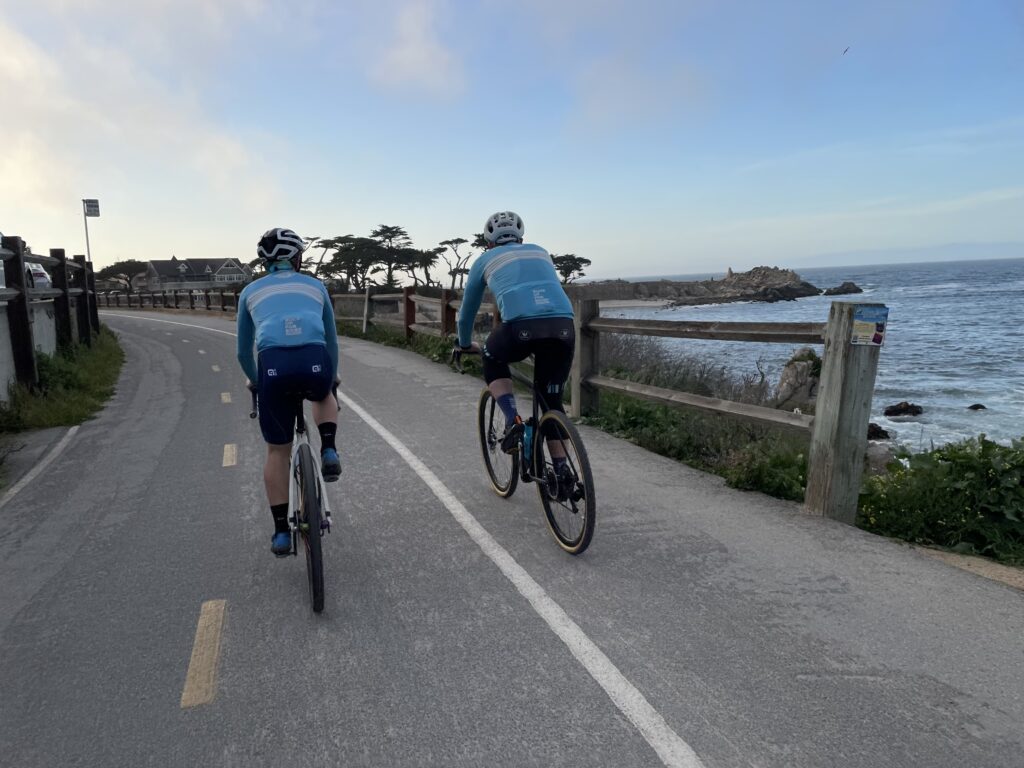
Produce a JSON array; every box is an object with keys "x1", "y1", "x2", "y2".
[
  {"x1": 457, "y1": 242, "x2": 573, "y2": 347},
  {"x1": 236, "y1": 268, "x2": 339, "y2": 383}
]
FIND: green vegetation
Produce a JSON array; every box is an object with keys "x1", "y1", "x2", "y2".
[
  {"x1": 859, "y1": 436, "x2": 1024, "y2": 565},
  {"x1": 0, "y1": 327, "x2": 124, "y2": 432}
]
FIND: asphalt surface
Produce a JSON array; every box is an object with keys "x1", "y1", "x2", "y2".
[{"x1": 0, "y1": 310, "x2": 1021, "y2": 768}]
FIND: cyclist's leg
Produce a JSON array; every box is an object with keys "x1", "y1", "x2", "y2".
[
  {"x1": 482, "y1": 322, "x2": 530, "y2": 426},
  {"x1": 296, "y1": 344, "x2": 341, "y2": 480},
  {"x1": 530, "y1": 318, "x2": 575, "y2": 461},
  {"x1": 257, "y1": 347, "x2": 301, "y2": 553}
]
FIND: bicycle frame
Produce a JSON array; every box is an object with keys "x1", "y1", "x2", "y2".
[{"x1": 288, "y1": 409, "x2": 333, "y2": 541}]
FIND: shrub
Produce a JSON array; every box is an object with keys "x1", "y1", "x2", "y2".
[
  {"x1": 0, "y1": 328, "x2": 124, "y2": 432},
  {"x1": 858, "y1": 436, "x2": 1024, "y2": 564}
]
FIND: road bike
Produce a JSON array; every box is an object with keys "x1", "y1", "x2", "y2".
[
  {"x1": 250, "y1": 386, "x2": 337, "y2": 613},
  {"x1": 452, "y1": 350, "x2": 596, "y2": 555}
]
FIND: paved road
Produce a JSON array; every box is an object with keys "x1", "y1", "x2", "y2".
[{"x1": 1, "y1": 310, "x2": 1021, "y2": 767}]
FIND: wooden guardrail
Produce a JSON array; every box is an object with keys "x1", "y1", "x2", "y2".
[
  {"x1": 1, "y1": 235, "x2": 100, "y2": 394},
  {"x1": 102, "y1": 278, "x2": 883, "y2": 523}
]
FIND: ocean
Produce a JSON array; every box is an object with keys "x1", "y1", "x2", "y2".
[{"x1": 603, "y1": 258, "x2": 1024, "y2": 448}]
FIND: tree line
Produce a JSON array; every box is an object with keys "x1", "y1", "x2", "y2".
[{"x1": 96, "y1": 225, "x2": 592, "y2": 293}]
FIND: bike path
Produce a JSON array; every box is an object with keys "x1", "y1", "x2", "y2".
[{"x1": 0, "y1": 310, "x2": 1020, "y2": 768}]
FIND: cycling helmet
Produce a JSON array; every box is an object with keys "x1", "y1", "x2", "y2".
[
  {"x1": 483, "y1": 211, "x2": 525, "y2": 245},
  {"x1": 257, "y1": 227, "x2": 305, "y2": 265}
]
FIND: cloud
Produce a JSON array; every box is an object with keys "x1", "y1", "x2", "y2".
[
  {"x1": 0, "y1": 13, "x2": 280, "y2": 257},
  {"x1": 370, "y1": 0, "x2": 464, "y2": 98}
]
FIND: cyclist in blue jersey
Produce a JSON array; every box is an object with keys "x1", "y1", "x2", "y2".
[
  {"x1": 456, "y1": 211, "x2": 576, "y2": 485},
  {"x1": 237, "y1": 228, "x2": 341, "y2": 557}
]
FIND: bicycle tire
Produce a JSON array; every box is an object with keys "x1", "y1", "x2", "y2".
[
  {"x1": 477, "y1": 388, "x2": 518, "y2": 498},
  {"x1": 535, "y1": 410, "x2": 596, "y2": 555},
  {"x1": 296, "y1": 443, "x2": 325, "y2": 613}
]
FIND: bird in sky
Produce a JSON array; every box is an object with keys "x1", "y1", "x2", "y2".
[{"x1": 843, "y1": 46, "x2": 850, "y2": 55}]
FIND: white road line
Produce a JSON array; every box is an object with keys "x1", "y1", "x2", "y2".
[
  {"x1": 338, "y1": 392, "x2": 704, "y2": 768},
  {"x1": 181, "y1": 339, "x2": 191, "y2": 343},
  {"x1": 99, "y1": 313, "x2": 237, "y2": 337},
  {"x1": 212, "y1": 365, "x2": 221, "y2": 372},
  {"x1": 0, "y1": 427, "x2": 80, "y2": 510},
  {"x1": 198, "y1": 350, "x2": 206, "y2": 355},
  {"x1": 105, "y1": 312, "x2": 704, "y2": 767}
]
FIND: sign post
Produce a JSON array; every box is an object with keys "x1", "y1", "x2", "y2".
[{"x1": 82, "y1": 198, "x2": 100, "y2": 262}]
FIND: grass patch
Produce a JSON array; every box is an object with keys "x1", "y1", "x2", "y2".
[
  {"x1": 0, "y1": 327, "x2": 125, "y2": 432},
  {"x1": 858, "y1": 436, "x2": 1024, "y2": 565}
]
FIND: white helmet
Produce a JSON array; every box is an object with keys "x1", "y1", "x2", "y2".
[
  {"x1": 257, "y1": 227, "x2": 305, "y2": 264},
  {"x1": 483, "y1": 211, "x2": 525, "y2": 246}
]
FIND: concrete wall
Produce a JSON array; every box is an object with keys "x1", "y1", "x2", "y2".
[
  {"x1": 0, "y1": 308, "x2": 15, "y2": 405},
  {"x1": 30, "y1": 301, "x2": 57, "y2": 356}
]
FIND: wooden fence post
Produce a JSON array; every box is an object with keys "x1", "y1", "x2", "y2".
[
  {"x1": 204, "y1": 291, "x2": 211, "y2": 310},
  {"x1": 188, "y1": 291, "x2": 195, "y2": 310},
  {"x1": 804, "y1": 301, "x2": 886, "y2": 524},
  {"x1": 402, "y1": 285, "x2": 415, "y2": 340},
  {"x1": 86, "y1": 261, "x2": 100, "y2": 332},
  {"x1": 362, "y1": 284, "x2": 373, "y2": 334},
  {"x1": 51, "y1": 249, "x2": 73, "y2": 349},
  {"x1": 219, "y1": 289, "x2": 227, "y2": 311},
  {"x1": 173, "y1": 290, "x2": 180, "y2": 309},
  {"x1": 2, "y1": 236, "x2": 39, "y2": 387},
  {"x1": 440, "y1": 289, "x2": 456, "y2": 337},
  {"x1": 569, "y1": 297, "x2": 601, "y2": 418},
  {"x1": 73, "y1": 255, "x2": 92, "y2": 346}
]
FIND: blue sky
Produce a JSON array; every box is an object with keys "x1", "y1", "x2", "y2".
[{"x1": 2, "y1": 0, "x2": 1022, "y2": 278}]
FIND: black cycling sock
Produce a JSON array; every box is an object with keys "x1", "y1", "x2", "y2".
[
  {"x1": 271, "y1": 503, "x2": 289, "y2": 534},
  {"x1": 553, "y1": 456, "x2": 568, "y2": 471},
  {"x1": 317, "y1": 422, "x2": 337, "y2": 452}
]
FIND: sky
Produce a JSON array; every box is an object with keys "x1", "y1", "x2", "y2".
[{"x1": 2, "y1": 0, "x2": 1023, "y2": 279}]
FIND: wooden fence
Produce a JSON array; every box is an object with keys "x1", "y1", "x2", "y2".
[
  {"x1": 0, "y1": 235, "x2": 101, "y2": 398},
  {"x1": 349, "y1": 287, "x2": 884, "y2": 524},
  {"x1": 104, "y1": 282, "x2": 885, "y2": 524},
  {"x1": 99, "y1": 288, "x2": 241, "y2": 312}
]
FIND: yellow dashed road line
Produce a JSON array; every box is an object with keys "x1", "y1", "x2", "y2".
[
  {"x1": 180, "y1": 600, "x2": 227, "y2": 708},
  {"x1": 222, "y1": 444, "x2": 237, "y2": 467},
  {"x1": 221, "y1": 392, "x2": 232, "y2": 404}
]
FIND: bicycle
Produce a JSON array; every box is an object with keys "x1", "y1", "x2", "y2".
[
  {"x1": 249, "y1": 385, "x2": 338, "y2": 613},
  {"x1": 452, "y1": 349, "x2": 596, "y2": 555}
]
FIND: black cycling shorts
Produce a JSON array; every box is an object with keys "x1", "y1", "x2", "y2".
[
  {"x1": 256, "y1": 344, "x2": 333, "y2": 445},
  {"x1": 482, "y1": 317, "x2": 575, "y2": 412}
]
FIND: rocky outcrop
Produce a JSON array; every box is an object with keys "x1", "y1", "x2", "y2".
[
  {"x1": 665, "y1": 266, "x2": 821, "y2": 307},
  {"x1": 968, "y1": 403, "x2": 987, "y2": 410},
  {"x1": 867, "y1": 422, "x2": 890, "y2": 440},
  {"x1": 823, "y1": 281, "x2": 863, "y2": 296},
  {"x1": 774, "y1": 347, "x2": 820, "y2": 411},
  {"x1": 884, "y1": 401, "x2": 923, "y2": 417}
]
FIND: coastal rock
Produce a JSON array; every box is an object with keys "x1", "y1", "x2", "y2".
[
  {"x1": 884, "y1": 401, "x2": 923, "y2": 417},
  {"x1": 823, "y1": 281, "x2": 864, "y2": 296},
  {"x1": 774, "y1": 348, "x2": 820, "y2": 411},
  {"x1": 967, "y1": 403, "x2": 987, "y2": 410},
  {"x1": 664, "y1": 266, "x2": 820, "y2": 307},
  {"x1": 867, "y1": 422, "x2": 890, "y2": 440},
  {"x1": 864, "y1": 441, "x2": 897, "y2": 476}
]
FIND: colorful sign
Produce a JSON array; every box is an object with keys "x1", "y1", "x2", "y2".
[{"x1": 851, "y1": 305, "x2": 888, "y2": 346}]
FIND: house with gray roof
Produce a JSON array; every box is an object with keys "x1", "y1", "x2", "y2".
[{"x1": 142, "y1": 257, "x2": 252, "y2": 291}]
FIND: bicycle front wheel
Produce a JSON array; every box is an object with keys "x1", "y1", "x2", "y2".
[
  {"x1": 296, "y1": 443, "x2": 325, "y2": 613},
  {"x1": 477, "y1": 388, "x2": 518, "y2": 498},
  {"x1": 536, "y1": 410, "x2": 596, "y2": 555}
]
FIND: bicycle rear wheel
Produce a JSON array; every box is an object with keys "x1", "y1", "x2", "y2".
[
  {"x1": 536, "y1": 410, "x2": 596, "y2": 555},
  {"x1": 296, "y1": 443, "x2": 325, "y2": 613},
  {"x1": 477, "y1": 388, "x2": 518, "y2": 498}
]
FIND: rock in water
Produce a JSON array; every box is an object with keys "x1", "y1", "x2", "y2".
[
  {"x1": 967, "y1": 403, "x2": 987, "y2": 410},
  {"x1": 823, "y1": 281, "x2": 864, "y2": 296},
  {"x1": 867, "y1": 422, "x2": 890, "y2": 440},
  {"x1": 884, "y1": 401, "x2": 923, "y2": 417}
]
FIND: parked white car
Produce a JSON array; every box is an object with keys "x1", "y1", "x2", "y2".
[{"x1": 25, "y1": 263, "x2": 52, "y2": 289}]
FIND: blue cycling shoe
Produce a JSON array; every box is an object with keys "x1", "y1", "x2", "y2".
[
  {"x1": 270, "y1": 531, "x2": 291, "y2": 557},
  {"x1": 321, "y1": 448, "x2": 341, "y2": 482}
]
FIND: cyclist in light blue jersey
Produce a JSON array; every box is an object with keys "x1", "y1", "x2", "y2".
[
  {"x1": 237, "y1": 228, "x2": 341, "y2": 557},
  {"x1": 456, "y1": 211, "x2": 576, "y2": 486}
]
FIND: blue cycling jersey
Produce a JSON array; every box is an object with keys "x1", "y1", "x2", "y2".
[
  {"x1": 457, "y1": 243, "x2": 573, "y2": 347},
  {"x1": 236, "y1": 268, "x2": 339, "y2": 383}
]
